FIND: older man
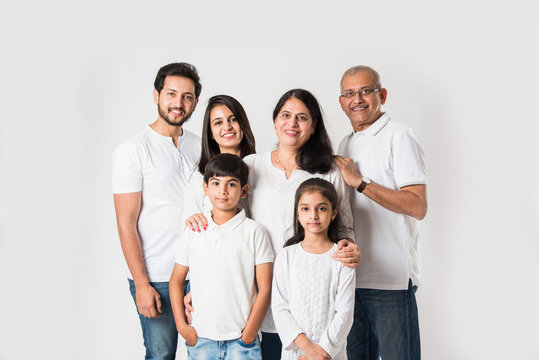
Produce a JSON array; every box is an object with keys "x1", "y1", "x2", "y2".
[
  {"x1": 335, "y1": 66, "x2": 427, "y2": 360},
  {"x1": 113, "y1": 62, "x2": 201, "y2": 359}
]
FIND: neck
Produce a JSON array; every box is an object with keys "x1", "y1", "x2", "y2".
[
  {"x1": 352, "y1": 112, "x2": 384, "y2": 133},
  {"x1": 301, "y1": 231, "x2": 333, "y2": 254},
  {"x1": 220, "y1": 147, "x2": 242, "y2": 157},
  {"x1": 211, "y1": 208, "x2": 238, "y2": 225},
  {"x1": 273, "y1": 146, "x2": 299, "y2": 170},
  {"x1": 150, "y1": 118, "x2": 183, "y2": 144}
]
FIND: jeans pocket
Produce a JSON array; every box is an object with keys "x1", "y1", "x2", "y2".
[{"x1": 238, "y1": 336, "x2": 257, "y2": 347}]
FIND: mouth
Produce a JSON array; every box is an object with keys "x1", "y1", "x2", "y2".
[
  {"x1": 169, "y1": 108, "x2": 185, "y2": 116},
  {"x1": 308, "y1": 222, "x2": 320, "y2": 226},
  {"x1": 215, "y1": 197, "x2": 229, "y2": 202},
  {"x1": 284, "y1": 130, "x2": 299, "y2": 136},
  {"x1": 221, "y1": 132, "x2": 236, "y2": 139},
  {"x1": 350, "y1": 104, "x2": 368, "y2": 112}
]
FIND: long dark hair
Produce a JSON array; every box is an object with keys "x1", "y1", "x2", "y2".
[
  {"x1": 272, "y1": 89, "x2": 334, "y2": 174},
  {"x1": 284, "y1": 178, "x2": 342, "y2": 247},
  {"x1": 198, "y1": 95, "x2": 256, "y2": 174}
]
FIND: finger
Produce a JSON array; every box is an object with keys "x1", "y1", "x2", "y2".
[
  {"x1": 186, "y1": 218, "x2": 197, "y2": 231},
  {"x1": 194, "y1": 215, "x2": 208, "y2": 231},
  {"x1": 155, "y1": 294, "x2": 162, "y2": 313},
  {"x1": 185, "y1": 308, "x2": 193, "y2": 324},
  {"x1": 148, "y1": 305, "x2": 157, "y2": 318}
]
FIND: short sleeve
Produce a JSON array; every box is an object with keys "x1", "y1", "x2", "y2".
[
  {"x1": 175, "y1": 228, "x2": 192, "y2": 267},
  {"x1": 112, "y1": 143, "x2": 144, "y2": 194},
  {"x1": 253, "y1": 225, "x2": 274, "y2": 265},
  {"x1": 392, "y1": 129, "x2": 427, "y2": 188}
]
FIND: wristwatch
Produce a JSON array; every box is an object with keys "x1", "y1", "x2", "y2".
[{"x1": 356, "y1": 177, "x2": 371, "y2": 193}]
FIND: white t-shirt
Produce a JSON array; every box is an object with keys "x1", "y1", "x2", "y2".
[
  {"x1": 272, "y1": 243, "x2": 355, "y2": 360},
  {"x1": 112, "y1": 126, "x2": 200, "y2": 282},
  {"x1": 243, "y1": 152, "x2": 355, "y2": 332},
  {"x1": 338, "y1": 114, "x2": 427, "y2": 290},
  {"x1": 175, "y1": 209, "x2": 274, "y2": 341}
]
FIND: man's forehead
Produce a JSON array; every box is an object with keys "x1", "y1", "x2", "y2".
[
  {"x1": 342, "y1": 70, "x2": 377, "y2": 89},
  {"x1": 162, "y1": 75, "x2": 195, "y2": 92}
]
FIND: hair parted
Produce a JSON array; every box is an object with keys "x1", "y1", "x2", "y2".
[
  {"x1": 273, "y1": 89, "x2": 334, "y2": 174},
  {"x1": 154, "y1": 62, "x2": 202, "y2": 98},
  {"x1": 203, "y1": 153, "x2": 249, "y2": 187},
  {"x1": 198, "y1": 95, "x2": 256, "y2": 174},
  {"x1": 284, "y1": 178, "x2": 342, "y2": 247}
]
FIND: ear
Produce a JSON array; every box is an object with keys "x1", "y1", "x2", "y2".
[
  {"x1": 240, "y1": 184, "x2": 249, "y2": 198},
  {"x1": 379, "y1": 88, "x2": 388, "y2": 105},
  {"x1": 153, "y1": 89, "x2": 159, "y2": 105},
  {"x1": 338, "y1": 95, "x2": 345, "y2": 111},
  {"x1": 331, "y1": 208, "x2": 338, "y2": 221},
  {"x1": 203, "y1": 181, "x2": 209, "y2": 196},
  {"x1": 193, "y1": 97, "x2": 199, "y2": 111}
]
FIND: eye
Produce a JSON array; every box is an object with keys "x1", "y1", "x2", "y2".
[
  {"x1": 168, "y1": 92, "x2": 175, "y2": 96},
  {"x1": 297, "y1": 115, "x2": 309, "y2": 122},
  {"x1": 211, "y1": 181, "x2": 219, "y2": 186},
  {"x1": 184, "y1": 94, "x2": 194, "y2": 101},
  {"x1": 344, "y1": 90, "x2": 355, "y2": 98},
  {"x1": 281, "y1": 112, "x2": 290, "y2": 119},
  {"x1": 300, "y1": 207, "x2": 309, "y2": 212},
  {"x1": 361, "y1": 89, "x2": 373, "y2": 96},
  {"x1": 228, "y1": 182, "x2": 237, "y2": 187},
  {"x1": 318, "y1": 206, "x2": 328, "y2": 212},
  {"x1": 229, "y1": 117, "x2": 238, "y2": 122},
  {"x1": 213, "y1": 120, "x2": 222, "y2": 126}
]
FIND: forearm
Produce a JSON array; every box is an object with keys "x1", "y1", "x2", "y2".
[
  {"x1": 118, "y1": 226, "x2": 149, "y2": 285},
  {"x1": 169, "y1": 276, "x2": 188, "y2": 332},
  {"x1": 242, "y1": 287, "x2": 270, "y2": 340},
  {"x1": 362, "y1": 182, "x2": 427, "y2": 220}
]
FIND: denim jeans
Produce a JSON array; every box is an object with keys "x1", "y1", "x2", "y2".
[
  {"x1": 129, "y1": 279, "x2": 189, "y2": 360},
  {"x1": 186, "y1": 336, "x2": 261, "y2": 360},
  {"x1": 346, "y1": 280, "x2": 420, "y2": 360},
  {"x1": 260, "y1": 332, "x2": 282, "y2": 360}
]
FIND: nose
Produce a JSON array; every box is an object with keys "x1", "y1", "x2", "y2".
[
  {"x1": 352, "y1": 91, "x2": 363, "y2": 102},
  {"x1": 309, "y1": 209, "x2": 319, "y2": 220},
  {"x1": 224, "y1": 119, "x2": 233, "y2": 130},
  {"x1": 218, "y1": 183, "x2": 228, "y2": 194}
]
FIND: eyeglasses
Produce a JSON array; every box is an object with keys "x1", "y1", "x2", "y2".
[{"x1": 340, "y1": 88, "x2": 381, "y2": 99}]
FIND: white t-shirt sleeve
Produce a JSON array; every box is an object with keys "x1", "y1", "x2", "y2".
[
  {"x1": 317, "y1": 264, "x2": 356, "y2": 358},
  {"x1": 183, "y1": 170, "x2": 206, "y2": 223},
  {"x1": 271, "y1": 249, "x2": 303, "y2": 351},
  {"x1": 393, "y1": 128, "x2": 427, "y2": 188},
  {"x1": 175, "y1": 228, "x2": 192, "y2": 267},
  {"x1": 112, "y1": 143, "x2": 144, "y2": 194},
  {"x1": 253, "y1": 225, "x2": 274, "y2": 265}
]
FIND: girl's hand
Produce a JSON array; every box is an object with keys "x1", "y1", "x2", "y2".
[
  {"x1": 185, "y1": 213, "x2": 208, "y2": 232},
  {"x1": 303, "y1": 343, "x2": 331, "y2": 359},
  {"x1": 332, "y1": 239, "x2": 361, "y2": 268}
]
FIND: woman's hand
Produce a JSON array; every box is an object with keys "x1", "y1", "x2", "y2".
[
  {"x1": 332, "y1": 239, "x2": 361, "y2": 268},
  {"x1": 185, "y1": 213, "x2": 208, "y2": 232}
]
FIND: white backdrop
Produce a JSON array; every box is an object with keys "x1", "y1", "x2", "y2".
[{"x1": 1, "y1": 1, "x2": 538, "y2": 359}]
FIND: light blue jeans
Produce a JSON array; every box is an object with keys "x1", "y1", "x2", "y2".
[
  {"x1": 129, "y1": 279, "x2": 189, "y2": 360},
  {"x1": 186, "y1": 336, "x2": 261, "y2": 360},
  {"x1": 346, "y1": 279, "x2": 420, "y2": 360}
]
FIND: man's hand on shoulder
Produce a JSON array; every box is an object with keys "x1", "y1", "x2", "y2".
[
  {"x1": 135, "y1": 282, "x2": 162, "y2": 318},
  {"x1": 333, "y1": 239, "x2": 361, "y2": 268}
]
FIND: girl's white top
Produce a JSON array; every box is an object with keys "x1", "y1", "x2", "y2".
[
  {"x1": 243, "y1": 151, "x2": 355, "y2": 333},
  {"x1": 272, "y1": 243, "x2": 356, "y2": 360}
]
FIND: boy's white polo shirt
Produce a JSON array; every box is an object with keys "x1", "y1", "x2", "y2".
[
  {"x1": 338, "y1": 114, "x2": 427, "y2": 290},
  {"x1": 175, "y1": 209, "x2": 274, "y2": 341}
]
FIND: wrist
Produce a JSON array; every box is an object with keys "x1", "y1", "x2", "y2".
[{"x1": 356, "y1": 177, "x2": 371, "y2": 193}]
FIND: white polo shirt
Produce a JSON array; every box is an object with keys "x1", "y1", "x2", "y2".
[
  {"x1": 112, "y1": 126, "x2": 200, "y2": 282},
  {"x1": 338, "y1": 114, "x2": 427, "y2": 290},
  {"x1": 175, "y1": 209, "x2": 274, "y2": 341}
]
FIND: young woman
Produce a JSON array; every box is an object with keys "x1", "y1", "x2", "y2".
[
  {"x1": 272, "y1": 178, "x2": 355, "y2": 360},
  {"x1": 183, "y1": 94, "x2": 256, "y2": 220}
]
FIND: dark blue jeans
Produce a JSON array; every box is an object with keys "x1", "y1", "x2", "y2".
[
  {"x1": 129, "y1": 279, "x2": 189, "y2": 360},
  {"x1": 260, "y1": 332, "x2": 282, "y2": 360},
  {"x1": 346, "y1": 280, "x2": 420, "y2": 360}
]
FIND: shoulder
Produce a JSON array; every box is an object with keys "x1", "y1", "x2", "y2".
[
  {"x1": 243, "y1": 152, "x2": 267, "y2": 167},
  {"x1": 337, "y1": 132, "x2": 354, "y2": 152},
  {"x1": 181, "y1": 129, "x2": 201, "y2": 144},
  {"x1": 113, "y1": 128, "x2": 152, "y2": 160}
]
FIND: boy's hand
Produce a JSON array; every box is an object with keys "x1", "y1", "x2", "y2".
[
  {"x1": 241, "y1": 332, "x2": 256, "y2": 345},
  {"x1": 184, "y1": 291, "x2": 194, "y2": 324},
  {"x1": 332, "y1": 239, "x2": 361, "y2": 268},
  {"x1": 180, "y1": 325, "x2": 198, "y2": 347},
  {"x1": 135, "y1": 282, "x2": 162, "y2": 318},
  {"x1": 185, "y1": 213, "x2": 208, "y2": 233}
]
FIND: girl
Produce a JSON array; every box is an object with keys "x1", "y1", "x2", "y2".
[{"x1": 272, "y1": 178, "x2": 356, "y2": 360}]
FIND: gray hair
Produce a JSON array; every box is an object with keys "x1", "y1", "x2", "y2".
[{"x1": 340, "y1": 65, "x2": 382, "y2": 90}]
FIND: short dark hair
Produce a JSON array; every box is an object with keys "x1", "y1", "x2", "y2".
[
  {"x1": 198, "y1": 95, "x2": 256, "y2": 174},
  {"x1": 154, "y1": 62, "x2": 202, "y2": 98},
  {"x1": 203, "y1": 153, "x2": 249, "y2": 187},
  {"x1": 284, "y1": 178, "x2": 343, "y2": 247},
  {"x1": 273, "y1": 89, "x2": 334, "y2": 174}
]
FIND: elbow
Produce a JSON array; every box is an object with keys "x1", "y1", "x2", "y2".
[{"x1": 412, "y1": 202, "x2": 428, "y2": 220}]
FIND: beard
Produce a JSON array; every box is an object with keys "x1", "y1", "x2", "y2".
[{"x1": 158, "y1": 104, "x2": 193, "y2": 127}]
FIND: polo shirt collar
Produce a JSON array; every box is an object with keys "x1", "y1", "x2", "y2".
[
  {"x1": 355, "y1": 113, "x2": 391, "y2": 136},
  {"x1": 206, "y1": 208, "x2": 246, "y2": 232}
]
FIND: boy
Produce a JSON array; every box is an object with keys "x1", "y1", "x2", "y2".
[{"x1": 170, "y1": 153, "x2": 274, "y2": 360}]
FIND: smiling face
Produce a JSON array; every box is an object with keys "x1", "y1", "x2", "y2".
[
  {"x1": 274, "y1": 97, "x2": 315, "y2": 150},
  {"x1": 339, "y1": 70, "x2": 387, "y2": 132},
  {"x1": 203, "y1": 175, "x2": 248, "y2": 214},
  {"x1": 297, "y1": 191, "x2": 337, "y2": 237},
  {"x1": 153, "y1": 75, "x2": 198, "y2": 127},
  {"x1": 209, "y1": 105, "x2": 243, "y2": 155}
]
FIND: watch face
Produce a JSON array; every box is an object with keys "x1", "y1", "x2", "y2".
[{"x1": 363, "y1": 177, "x2": 371, "y2": 184}]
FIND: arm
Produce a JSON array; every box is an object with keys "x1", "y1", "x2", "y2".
[
  {"x1": 241, "y1": 262, "x2": 273, "y2": 344},
  {"x1": 317, "y1": 266, "x2": 356, "y2": 358},
  {"x1": 183, "y1": 172, "x2": 209, "y2": 232},
  {"x1": 169, "y1": 264, "x2": 198, "y2": 346},
  {"x1": 114, "y1": 192, "x2": 162, "y2": 318},
  {"x1": 334, "y1": 155, "x2": 427, "y2": 220}
]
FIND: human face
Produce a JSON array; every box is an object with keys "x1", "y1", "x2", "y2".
[
  {"x1": 210, "y1": 105, "x2": 243, "y2": 155},
  {"x1": 203, "y1": 175, "x2": 248, "y2": 214},
  {"x1": 274, "y1": 97, "x2": 315, "y2": 151},
  {"x1": 339, "y1": 70, "x2": 387, "y2": 132},
  {"x1": 153, "y1": 75, "x2": 199, "y2": 127},
  {"x1": 297, "y1": 191, "x2": 337, "y2": 236}
]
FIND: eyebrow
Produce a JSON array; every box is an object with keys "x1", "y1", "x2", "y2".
[
  {"x1": 164, "y1": 88, "x2": 194, "y2": 96},
  {"x1": 209, "y1": 177, "x2": 239, "y2": 183},
  {"x1": 299, "y1": 202, "x2": 330, "y2": 206}
]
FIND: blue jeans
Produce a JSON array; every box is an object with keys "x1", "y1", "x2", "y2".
[
  {"x1": 186, "y1": 336, "x2": 261, "y2": 360},
  {"x1": 129, "y1": 279, "x2": 189, "y2": 360},
  {"x1": 346, "y1": 280, "x2": 420, "y2": 360},
  {"x1": 260, "y1": 332, "x2": 281, "y2": 360}
]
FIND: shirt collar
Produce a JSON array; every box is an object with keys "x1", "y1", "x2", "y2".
[
  {"x1": 354, "y1": 113, "x2": 391, "y2": 136},
  {"x1": 206, "y1": 208, "x2": 246, "y2": 232}
]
